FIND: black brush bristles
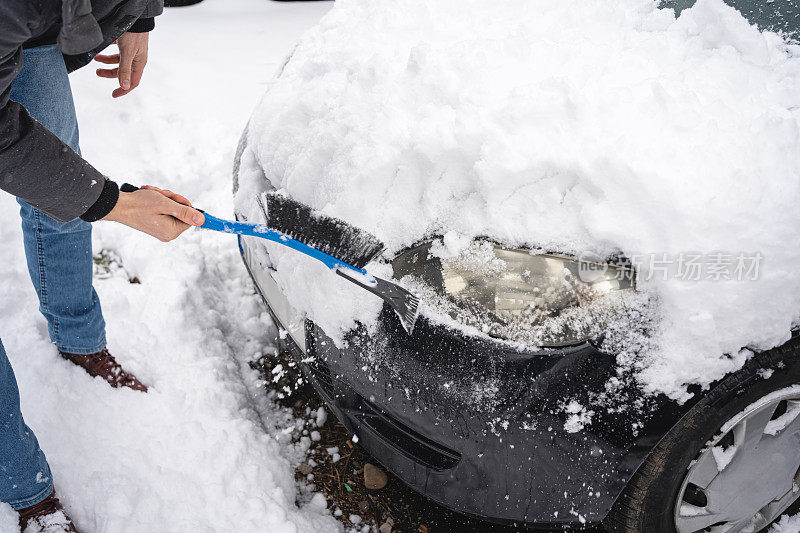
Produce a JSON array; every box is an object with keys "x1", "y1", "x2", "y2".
[{"x1": 260, "y1": 192, "x2": 385, "y2": 269}]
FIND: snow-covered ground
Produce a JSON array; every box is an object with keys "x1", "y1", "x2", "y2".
[{"x1": 0, "y1": 1, "x2": 339, "y2": 531}]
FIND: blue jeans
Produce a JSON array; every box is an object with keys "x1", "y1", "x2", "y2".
[
  {"x1": 0, "y1": 340, "x2": 52, "y2": 510},
  {"x1": 1, "y1": 44, "x2": 106, "y2": 509},
  {"x1": 11, "y1": 45, "x2": 107, "y2": 355}
]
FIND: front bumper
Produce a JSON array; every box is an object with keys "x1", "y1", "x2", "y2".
[{"x1": 239, "y1": 236, "x2": 689, "y2": 527}]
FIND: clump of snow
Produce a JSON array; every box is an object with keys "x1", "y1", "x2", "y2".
[
  {"x1": 759, "y1": 368, "x2": 776, "y2": 380},
  {"x1": 439, "y1": 240, "x2": 507, "y2": 276},
  {"x1": 711, "y1": 443, "x2": 737, "y2": 471},
  {"x1": 315, "y1": 406, "x2": 328, "y2": 427},
  {"x1": 562, "y1": 400, "x2": 595, "y2": 434},
  {"x1": 429, "y1": 231, "x2": 475, "y2": 260},
  {"x1": 236, "y1": 0, "x2": 800, "y2": 399},
  {"x1": 764, "y1": 400, "x2": 800, "y2": 436},
  {"x1": 308, "y1": 493, "x2": 329, "y2": 511},
  {"x1": 679, "y1": 503, "x2": 709, "y2": 517},
  {"x1": 771, "y1": 513, "x2": 800, "y2": 533}
]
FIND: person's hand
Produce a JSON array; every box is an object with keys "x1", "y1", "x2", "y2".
[
  {"x1": 140, "y1": 185, "x2": 193, "y2": 206},
  {"x1": 94, "y1": 32, "x2": 150, "y2": 98},
  {"x1": 101, "y1": 189, "x2": 205, "y2": 242}
]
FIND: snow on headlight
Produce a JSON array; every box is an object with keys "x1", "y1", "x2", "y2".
[{"x1": 393, "y1": 240, "x2": 636, "y2": 348}]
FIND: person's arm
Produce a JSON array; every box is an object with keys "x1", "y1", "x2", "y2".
[
  {"x1": 0, "y1": 2, "x2": 202, "y2": 240},
  {"x1": 0, "y1": 2, "x2": 106, "y2": 222}
]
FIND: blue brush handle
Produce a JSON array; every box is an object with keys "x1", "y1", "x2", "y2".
[
  {"x1": 201, "y1": 212, "x2": 368, "y2": 277},
  {"x1": 118, "y1": 183, "x2": 368, "y2": 277}
]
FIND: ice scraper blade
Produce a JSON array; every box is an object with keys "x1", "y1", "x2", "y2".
[{"x1": 334, "y1": 269, "x2": 420, "y2": 336}]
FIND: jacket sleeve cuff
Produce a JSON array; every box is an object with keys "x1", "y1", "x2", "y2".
[
  {"x1": 80, "y1": 179, "x2": 120, "y2": 222},
  {"x1": 128, "y1": 18, "x2": 155, "y2": 33}
]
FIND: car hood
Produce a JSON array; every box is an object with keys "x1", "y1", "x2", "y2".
[{"x1": 234, "y1": 0, "x2": 800, "y2": 400}]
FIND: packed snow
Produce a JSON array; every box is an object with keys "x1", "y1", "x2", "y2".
[
  {"x1": 235, "y1": 0, "x2": 800, "y2": 400},
  {"x1": 0, "y1": 1, "x2": 339, "y2": 532}
]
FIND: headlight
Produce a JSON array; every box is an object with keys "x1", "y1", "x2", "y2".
[{"x1": 392, "y1": 240, "x2": 635, "y2": 347}]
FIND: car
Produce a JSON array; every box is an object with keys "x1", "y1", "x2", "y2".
[{"x1": 232, "y1": 0, "x2": 800, "y2": 530}]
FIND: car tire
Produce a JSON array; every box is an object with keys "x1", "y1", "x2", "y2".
[{"x1": 605, "y1": 335, "x2": 800, "y2": 533}]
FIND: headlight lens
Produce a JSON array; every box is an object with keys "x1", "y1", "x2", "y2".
[{"x1": 392, "y1": 240, "x2": 635, "y2": 347}]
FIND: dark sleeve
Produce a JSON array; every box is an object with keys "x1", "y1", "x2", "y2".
[
  {"x1": 80, "y1": 179, "x2": 120, "y2": 222},
  {"x1": 0, "y1": 2, "x2": 109, "y2": 222},
  {"x1": 128, "y1": 18, "x2": 155, "y2": 33}
]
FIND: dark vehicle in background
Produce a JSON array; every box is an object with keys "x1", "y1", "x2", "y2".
[{"x1": 234, "y1": 1, "x2": 800, "y2": 531}]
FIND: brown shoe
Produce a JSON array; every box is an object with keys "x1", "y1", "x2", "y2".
[
  {"x1": 60, "y1": 349, "x2": 148, "y2": 392},
  {"x1": 18, "y1": 490, "x2": 77, "y2": 533}
]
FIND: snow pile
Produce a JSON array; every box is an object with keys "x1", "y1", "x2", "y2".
[
  {"x1": 772, "y1": 513, "x2": 800, "y2": 533},
  {"x1": 0, "y1": 1, "x2": 339, "y2": 531},
  {"x1": 0, "y1": 503, "x2": 17, "y2": 531},
  {"x1": 236, "y1": 0, "x2": 800, "y2": 399}
]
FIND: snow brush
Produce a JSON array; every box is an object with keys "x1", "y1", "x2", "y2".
[{"x1": 119, "y1": 185, "x2": 420, "y2": 334}]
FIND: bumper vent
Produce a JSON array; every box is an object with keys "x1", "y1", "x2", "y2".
[{"x1": 357, "y1": 398, "x2": 461, "y2": 471}]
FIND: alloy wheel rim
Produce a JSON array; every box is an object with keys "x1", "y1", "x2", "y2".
[{"x1": 674, "y1": 387, "x2": 800, "y2": 533}]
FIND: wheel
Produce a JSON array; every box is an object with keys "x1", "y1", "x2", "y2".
[{"x1": 605, "y1": 335, "x2": 800, "y2": 532}]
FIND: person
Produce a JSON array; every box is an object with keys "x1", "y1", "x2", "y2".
[{"x1": 0, "y1": 1, "x2": 205, "y2": 531}]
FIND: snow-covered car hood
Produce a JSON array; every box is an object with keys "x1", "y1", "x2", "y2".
[{"x1": 234, "y1": 0, "x2": 800, "y2": 400}]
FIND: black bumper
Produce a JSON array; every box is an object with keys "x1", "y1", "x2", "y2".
[{"x1": 240, "y1": 244, "x2": 691, "y2": 527}]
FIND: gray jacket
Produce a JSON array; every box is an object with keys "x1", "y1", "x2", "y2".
[{"x1": 0, "y1": 0, "x2": 163, "y2": 222}]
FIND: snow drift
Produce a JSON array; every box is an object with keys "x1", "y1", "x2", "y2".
[
  {"x1": 235, "y1": 0, "x2": 800, "y2": 400},
  {"x1": 0, "y1": 2, "x2": 340, "y2": 531}
]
